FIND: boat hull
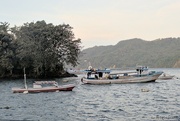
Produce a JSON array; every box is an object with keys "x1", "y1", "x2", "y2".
[
  {"x1": 81, "y1": 72, "x2": 162, "y2": 85},
  {"x1": 158, "y1": 76, "x2": 174, "y2": 80},
  {"x1": 12, "y1": 84, "x2": 75, "y2": 93}
]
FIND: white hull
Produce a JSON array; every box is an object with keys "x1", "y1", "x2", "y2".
[{"x1": 81, "y1": 72, "x2": 162, "y2": 85}]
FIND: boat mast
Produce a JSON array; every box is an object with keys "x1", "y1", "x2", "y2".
[{"x1": 24, "y1": 67, "x2": 28, "y2": 89}]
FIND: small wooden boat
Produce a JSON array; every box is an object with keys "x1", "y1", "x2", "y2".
[
  {"x1": 12, "y1": 68, "x2": 76, "y2": 93},
  {"x1": 81, "y1": 66, "x2": 163, "y2": 85},
  {"x1": 158, "y1": 73, "x2": 175, "y2": 80},
  {"x1": 12, "y1": 81, "x2": 76, "y2": 93}
]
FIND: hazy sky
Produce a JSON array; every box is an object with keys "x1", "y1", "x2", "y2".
[{"x1": 1, "y1": 0, "x2": 180, "y2": 48}]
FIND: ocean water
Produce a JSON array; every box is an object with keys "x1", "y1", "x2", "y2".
[{"x1": 0, "y1": 68, "x2": 180, "y2": 121}]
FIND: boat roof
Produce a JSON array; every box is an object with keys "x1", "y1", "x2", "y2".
[
  {"x1": 136, "y1": 66, "x2": 148, "y2": 70},
  {"x1": 83, "y1": 69, "x2": 111, "y2": 73}
]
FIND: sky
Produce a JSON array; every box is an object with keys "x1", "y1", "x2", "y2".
[{"x1": 1, "y1": 0, "x2": 180, "y2": 49}]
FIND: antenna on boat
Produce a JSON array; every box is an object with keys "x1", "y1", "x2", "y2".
[{"x1": 24, "y1": 67, "x2": 28, "y2": 89}]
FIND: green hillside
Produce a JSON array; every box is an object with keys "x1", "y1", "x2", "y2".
[{"x1": 78, "y1": 38, "x2": 180, "y2": 69}]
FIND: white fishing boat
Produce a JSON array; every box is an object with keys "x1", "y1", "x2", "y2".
[
  {"x1": 158, "y1": 73, "x2": 175, "y2": 80},
  {"x1": 81, "y1": 66, "x2": 163, "y2": 85}
]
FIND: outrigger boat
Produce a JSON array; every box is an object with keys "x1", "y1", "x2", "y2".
[
  {"x1": 81, "y1": 66, "x2": 163, "y2": 85},
  {"x1": 12, "y1": 81, "x2": 76, "y2": 93},
  {"x1": 12, "y1": 68, "x2": 75, "y2": 93}
]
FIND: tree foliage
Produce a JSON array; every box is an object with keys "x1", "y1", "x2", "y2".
[
  {"x1": 0, "y1": 21, "x2": 81, "y2": 78},
  {"x1": 0, "y1": 22, "x2": 18, "y2": 77}
]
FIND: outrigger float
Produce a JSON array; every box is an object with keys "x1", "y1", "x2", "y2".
[{"x1": 81, "y1": 66, "x2": 163, "y2": 85}]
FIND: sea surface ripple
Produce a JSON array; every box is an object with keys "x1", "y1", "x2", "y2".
[{"x1": 0, "y1": 68, "x2": 180, "y2": 121}]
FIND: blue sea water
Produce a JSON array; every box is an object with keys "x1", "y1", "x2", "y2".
[{"x1": 0, "y1": 68, "x2": 180, "y2": 121}]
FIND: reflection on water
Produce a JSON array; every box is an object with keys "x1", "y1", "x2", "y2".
[{"x1": 0, "y1": 68, "x2": 180, "y2": 121}]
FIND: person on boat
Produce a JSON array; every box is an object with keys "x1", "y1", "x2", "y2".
[
  {"x1": 89, "y1": 66, "x2": 95, "y2": 72},
  {"x1": 87, "y1": 72, "x2": 91, "y2": 79},
  {"x1": 136, "y1": 67, "x2": 143, "y2": 76},
  {"x1": 95, "y1": 75, "x2": 99, "y2": 79},
  {"x1": 87, "y1": 66, "x2": 93, "y2": 78},
  {"x1": 98, "y1": 72, "x2": 103, "y2": 78},
  {"x1": 140, "y1": 69, "x2": 142, "y2": 76},
  {"x1": 88, "y1": 66, "x2": 92, "y2": 70},
  {"x1": 103, "y1": 72, "x2": 109, "y2": 79}
]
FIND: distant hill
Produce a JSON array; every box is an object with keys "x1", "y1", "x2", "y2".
[{"x1": 77, "y1": 38, "x2": 180, "y2": 69}]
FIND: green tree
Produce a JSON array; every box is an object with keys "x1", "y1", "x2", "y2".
[
  {"x1": 0, "y1": 22, "x2": 17, "y2": 77},
  {"x1": 13, "y1": 20, "x2": 81, "y2": 78}
]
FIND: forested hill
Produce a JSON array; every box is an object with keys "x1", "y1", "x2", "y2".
[{"x1": 78, "y1": 38, "x2": 180, "y2": 68}]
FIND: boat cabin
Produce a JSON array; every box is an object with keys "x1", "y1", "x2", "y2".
[
  {"x1": 136, "y1": 66, "x2": 149, "y2": 75},
  {"x1": 84, "y1": 69, "x2": 111, "y2": 79},
  {"x1": 33, "y1": 81, "x2": 58, "y2": 88}
]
